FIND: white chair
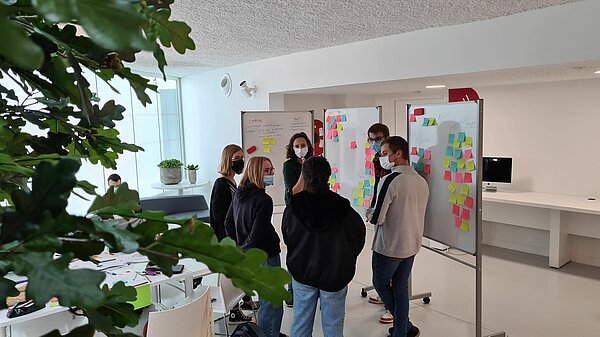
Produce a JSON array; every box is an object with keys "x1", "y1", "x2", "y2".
[
  {"x1": 146, "y1": 286, "x2": 214, "y2": 337},
  {"x1": 211, "y1": 274, "x2": 253, "y2": 336}
]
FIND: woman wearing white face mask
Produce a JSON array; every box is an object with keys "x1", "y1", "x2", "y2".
[{"x1": 283, "y1": 132, "x2": 314, "y2": 206}]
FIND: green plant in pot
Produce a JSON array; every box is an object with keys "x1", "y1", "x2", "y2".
[
  {"x1": 158, "y1": 159, "x2": 184, "y2": 184},
  {"x1": 186, "y1": 164, "x2": 198, "y2": 184}
]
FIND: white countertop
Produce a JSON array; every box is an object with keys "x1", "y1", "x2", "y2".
[{"x1": 482, "y1": 190, "x2": 600, "y2": 216}]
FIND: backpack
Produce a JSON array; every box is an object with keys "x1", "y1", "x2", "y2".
[{"x1": 231, "y1": 322, "x2": 267, "y2": 337}]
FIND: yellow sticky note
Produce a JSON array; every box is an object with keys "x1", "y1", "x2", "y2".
[
  {"x1": 269, "y1": 138, "x2": 276, "y2": 145},
  {"x1": 461, "y1": 184, "x2": 469, "y2": 195},
  {"x1": 428, "y1": 117, "x2": 436, "y2": 126},
  {"x1": 358, "y1": 182, "x2": 364, "y2": 189},
  {"x1": 458, "y1": 159, "x2": 466, "y2": 169},
  {"x1": 443, "y1": 158, "x2": 451, "y2": 168},
  {"x1": 263, "y1": 146, "x2": 271, "y2": 153},
  {"x1": 448, "y1": 182, "x2": 457, "y2": 193},
  {"x1": 457, "y1": 194, "x2": 466, "y2": 205},
  {"x1": 364, "y1": 142, "x2": 370, "y2": 149},
  {"x1": 370, "y1": 154, "x2": 375, "y2": 161},
  {"x1": 337, "y1": 124, "x2": 343, "y2": 131},
  {"x1": 358, "y1": 199, "x2": 364, "y2": 207},
  {"x1": 467, "y1": 160, "x2": 475, "y2": 171},
  {"x1": 370, "y1": 178, "x2": 375, "y2": 185},
  {"x1": 460, "y1": 220, "x2": 470, "y2": 233},
  {"x1": 453, "y1": 139, "x2": 461, "y2": 148},
  {"x1": 449, "y1": 193, "x2": 458, "y2": 204},
  {"x1": 465, "y1": 136, "x2": 473, "y2": 147},
  {"x1": 262, "y1": 138, "x2": 270, "y2": 145}
]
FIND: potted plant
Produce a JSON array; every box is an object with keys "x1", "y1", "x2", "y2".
[
  {"x1": 186, "y1": 164, "x2": 199, "y2": 184},
  {"x1": 158, "y1": 159, "x2": 184, "y2": 184}
]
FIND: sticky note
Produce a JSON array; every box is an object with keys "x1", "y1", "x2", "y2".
[
  {"x1": 424, "y1": 150, "x2": 431, "y2": 160},
  {"x1": 353, "y1": 198, "x2": 359, "y2": 206},
  {"x1": 464, "y1": 149, "x2": 473, "y2": 159},
  {"x1": 350, "y1": 141, "x2": 357, "y2": 149},
  {"x1": 461, "y1": 209, "x2": 471, "y2": 221},
  {"x1": 269, "y1": 138, "x2": 276, "y2": 145},
  {"x1": 327, "y1": 130, "x2": 333, "y2": 140},
  {"x1": 364, "y1": 142, "x2": 370, "y2": 149},
  {"x1": 417, "y1": 162, "x2": 425, "y2": 173},
  {"x1": 332, "y1": 130, "x2": 338, "y2": 137},
  {"x1": 418, "y1": 148, "x2": 425, "y2": 158},
  {"x1": 448, "y1": 134, "x2": 455, "y2": 144},
  {"x1": 460, "y1": 184, "x2": 469, "y2": 195},
  {"x1": 365, "y1": 161, "x2": 371, "y2": 169},
  {"x1": 336, "y1": 115, "x2": 341, "y2": 122},
  {"x1": 365, "y1": 168, "x2": 371, "y2": 175},
  {"x1": 414, "y1": 108, "x2": 425, "y2": 115},
  {"x1": 331, "y1": 122, "x2": 337, "y2": 130},
  {"x1": 428, "y1": 117, "x2": 436, "y2": 126},
  {"x1": 453, "y1": 139, "x2": 461, "y2": 148},
  {"x1": 326, "y1": 115, "x2": 332, "y2": 122},
  {"x1": 262, "y1": 138, "x2": 270, "y2": 145},
  {"x1": 247, "y1": 145, "x2": 257, "y2": 154},
  {"x1": 457, "y1": 194, "x2": 466, "y2": 206},
  {"x1": 342, "y1": 115, "x2": 347, "y2": 122},
  {"x1": 424, "y1": 164, "x2": 431, "y2": 174},
  {"x1": 411, "y1": 162, "x2": 417, "y2": 169},
  {"x1": 458, "y1": 132, "x2": 466, "y2": 142},
  {"x1": 364, "y1": 179, "x2": 371, "y2": 187},
  {"x1": 337, "y1": 124, "x2": 343, "y2": 131},
  {"x1": 450, "y1": 161, "x2": 458, "y2": 172},
  {"x1": 456, "y1": 173, "x2": 463, "y2": 183},
  {"x1": 464, "y1": 172, "x2": 473, "y2": 183},
  {"x1": 370, "y1": 178, "x2": 375, "y2": 185},
  {"x1": 452, "y1": 205, "x2": 460, "y2": 216},
  {"x1": 460, "y1": 220, "x2": 470, "y2": 232},
  {"x1": 409, "y1": 114, "x2": 416, "y2": 123},
  {"x1": 448, "y1": 182, "x2": 457, "y2": 193},
  {"x1": 465, "y1": 136, "x2": 473, "y2": 147},
  {"x1": 467, "y1": 160, "x2": 476, "y2": 171},
  {"x1": 332, "y1": 167, "x2": 339, "y2": 173},
  {"x1": 358, "y1": 199, "x2": 364, "y2": 207},
  {"x1": 411, "y1": 147, "x2": 418, "y2": 155},
  {"x1": 330, "y1": 173, "x2": 337, "y2": 179},
  {"x1": 358, "y1": 182, "x2": 364, "y2": 189},
  {"x1": 443, "y1": 170, "x2": 452, "y2": 181},
  {"x1": 458, "y1": 159, "x2": 466, "y2": 169},
  {"x1": 449, "y1": 194, "x2": 458, "y2": 204},
  {"x1": 263, "y1": 146, "x2": 271, "y2": 153},
  {"x1": 364, "y1": 200, "x2": 370, "y2": 208},
  {"x1": 333, "y1": 136, "x2": 339, "y2": 142},
  {"x1": 446, "y1": 146, "x2": 453, "y2": 157},
  {"x1": 455, "y1": 217, "x2": 462, "y2": 228},
  {"x1": 453, "y1": 149, "x2": 463, "y2": 159},
  {"x1": 443, "y1": 158, "x2": 451, "y2": 168},
  {"x1": 465, "y1": 196, "x2": 474, "y2": 208},
  {"x1": 422, "y1": 118, "x2": 429, "y2": 126}
]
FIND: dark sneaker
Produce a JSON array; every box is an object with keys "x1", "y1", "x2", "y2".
[
  {"x1": 407, "y1": 325, "x2": 420, "y2": 337},
  {"x1": 228, "y1": 309, "x2": 252, "y2": 324},
  {"x1": 284, "y1": 291, "x2": 293, "y2": 307},
  {"x1": 240, "y1": 300, "x2": 260, "y2": 311}
]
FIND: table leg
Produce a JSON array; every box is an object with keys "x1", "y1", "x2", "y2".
[
  {"x1": 184, "y1": 275, "x2": 194, "y2": 297},
  {"x1": 178, "y1": 188, "x2": 183, "y2": 196},
  {"x1": 549, "y1": 210, "x2": 570, "y2": 268}
]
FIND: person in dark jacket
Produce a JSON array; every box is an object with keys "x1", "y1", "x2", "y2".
[
  {"x1": 224, "y1": 156, "x2": 287, "y2": 337},
  {"x1": 283, "y1": 156, "x2": 366, "y2": 337},
  {"x1": 210, "y1": 144, "x2": 244, "y2": 241}
]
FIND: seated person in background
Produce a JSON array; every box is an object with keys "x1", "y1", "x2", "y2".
[
  {"x1": 283, "y1": 156, "x2": 366, "y2": 337},
  {"x1": 107, "y1": 173, "x2": 121, "y2": 189}
]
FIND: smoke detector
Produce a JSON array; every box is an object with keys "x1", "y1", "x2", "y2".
[{"x1": 220, "y1": 73, "x2": 232, "y2": 97}]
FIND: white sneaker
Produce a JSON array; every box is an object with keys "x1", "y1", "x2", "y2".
[
  {"x1": 368, "y1": 295, "x2": 384, "y2": 304},
  {"x1": 379, "y1": 310, "x2": 394, "y2": 324}
]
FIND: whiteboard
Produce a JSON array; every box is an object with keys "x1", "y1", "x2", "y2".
[
  {"x1": 241, "y1": 111, "x2": 313, "y2": 206},
  {"x1": 407, "y1": 101, "x2": 482, "y2": 255},
  {"x1": 323, "y1": 107, "x2": 381, "y2": 215}
]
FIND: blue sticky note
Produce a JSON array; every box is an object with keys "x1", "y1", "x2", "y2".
[
  {"x1": 453, "y1": 149, "x2": 463, "y2": 159},
  {"x1": 448, "y1": 134, "x2": 455, "y2": 144},
  {"x1": 422, "y1": 118, "x2": 429, "y2": 126},
  {"x1": 412, "y1": 162, "x2": 417, "y2": 169},
  {"x1": 417, "y1": 162, "x2": 425, "y2": 173},
  {"x1": 333, "y1": 136, "x2": 339, "y2": 142},
  {"x1": 341, "y1": 115, "x2": 347, "y2": 122},
  {"x1": 446, "y1": 146, "x2": 453, "y2": 157},
  {"x1": 365, "y1": 168, "x2": 371, "y2": 175},
  {"x1": 353, "y1": 198, "x2": 359, "y2": 206},
  {"x1": 418, "y1": 148, "x2": 425, "y2": 158},
  {"x1": 450, "y1": 161, "x2": 458, "y2": 172},
  {"x1": 364, "y1": 179, "x2": 371, "y2": 188},
  {"x1": 458, "y1": 132, "x2": 466, "y2": 142}
]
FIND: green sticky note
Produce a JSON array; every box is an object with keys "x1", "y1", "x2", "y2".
[
  {"x1": 358, "y1": 182, "x2": 364, "y2": 189},
  {"x1": 460, "y1": 220, "x2": 470, "y2": 233},
  {"x1": 444, "y1": 158, "x2": 451, "y2": 168},
  {"x1": 418, "y1": 148, "x2": 425, "y2": 158},
  {"x1": 458, "y1": 132, "x2": 466, "y2": 142},
  {"x1": 422, "y1": 118, "x2": 429, "y2": 126},
  {"x1": 453, "y1": 139, "x2": 461, "y2": 148},
  {"x1": 370, "y1": 178, "x2": 375, "y2": 185},
  {"x1": 467, "y1": 160, "x2": 476, "y2": 171},
  {"x1": 358, "y1": 198, "x2": 364, "y2": 207},
  {"x1": 449, "y1": 193, "x2": 458, "y2": 204},
  {"x1": 364, "y1": 179, "x2": 371, "y2": 188},
  {"x1": 353, "y1": 198, "x2": 359, "y2": 206},
  {"x1": 465, "y1": 136, "x2": 473, "y2": 147},
  {"x1": 428, "y1": 117, "x2": 436, "y2": 126},
  {"x1": 446, "y1": 146, "x2": 453, "y2": 157},
  {"x1": 448, "y1": 182, "x2": 457, "y2": 193},
  {"x1": 458, "y1": 158, "x2": 466, "y2": 169},
  {"x1": 128, "y1": 284, "x2": 151, "y2": 310},
  {"x1": 453, "y1": 149, "x2": 462, "y2": 159},
  {"x1": 461, "y1": 184, "x2": 469, "y2": 195},
  {"x1": 448, "y1": 134, "x2": 455, "y2": 144},
  {"x1": 457, "y1": 194, "x2": 466, "y2": 205},
  {"x1": 450, "y1": 161, "x2": 458, "y2": 172}
]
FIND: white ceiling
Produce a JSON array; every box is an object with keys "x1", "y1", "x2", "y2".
[{"x1": 132, "y1": 0, "x2": 581, "y2": 76}]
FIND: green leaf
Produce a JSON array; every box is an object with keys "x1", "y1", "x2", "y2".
[
  {"x1": 92, "y1": 220, "x2": 140, "y2": 253},
  {"x1": 13, "y1": 252, "x2": 106, "y2": 309},
  {"x1": 85, "y1": 283, "x2": 139, "y2": 335},
  {"x1": 148, "y1": 8, "x2": 196, "y2": 54},
  {"x1": 88, "y1": 182, "x2": 141, "y2": 215},
  {"x1": 0, "y1": 17, "x2": 44, "y2": 70},
  {"x1": 0, "y1": 277, "x2": 19, "y2": 310},
  {"x1": 41, "y1": 324, "x2": 95, "y2": 337}
]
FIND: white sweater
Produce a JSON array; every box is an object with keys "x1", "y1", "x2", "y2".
[{"x1": 371, "y1": 165, "x2": 429, "y2": 259}]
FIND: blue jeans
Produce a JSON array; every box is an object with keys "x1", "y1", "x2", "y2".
[
  {"x1": 290, "y1": 279, "x2": 347, "y2": 337},
  {"x1": 258, "y1": 254, "x2": 284, "y2": 337},
  {"x1": 372, "y1": 251, "x2": 415, "y2": 337}
]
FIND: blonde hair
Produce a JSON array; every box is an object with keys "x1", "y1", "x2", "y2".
[
  {"x1": 240, "y1": 156, "x2": 272, "y2": 189},
  {"x1": 218, "y1": 144, "x2": 243, "y2": 175}
]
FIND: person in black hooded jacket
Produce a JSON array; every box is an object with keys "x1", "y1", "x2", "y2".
[
  {"x1": 283, "y1": 156, "x2": 366, "y2": 337},
  {"x1": 224, "y1": 156, "x2": 287, "y2": 337}
]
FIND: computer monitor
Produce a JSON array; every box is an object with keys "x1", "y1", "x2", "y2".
[{"x1": 482, "y1": 157, "x2": 512, "y2": 191}]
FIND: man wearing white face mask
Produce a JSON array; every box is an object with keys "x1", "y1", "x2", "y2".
[{"x1": 369, "y1": 136, "x2": 429, "y2": 337}]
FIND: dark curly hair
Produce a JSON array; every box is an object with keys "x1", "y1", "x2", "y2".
[
  {"x1": 286, "y1": 132, "x2": 314, "y2": 160},
  {"x1": 302, "y1": 156, "x2": 331, "y2": 193}
]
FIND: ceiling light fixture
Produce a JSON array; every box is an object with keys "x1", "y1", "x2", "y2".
[
  {"x1": 595, "y1": 70, "x2": 600, "y2": 74},
  {"x1": 425, "y1": 85, "x2": 446, "y2": 89}
]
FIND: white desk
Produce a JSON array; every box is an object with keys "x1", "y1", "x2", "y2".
[
  {"x1": 0, "y1": 256, "x2": 211, "y2": 337},
  {"x1": 151, "y1": 181, "x2": 209, "y2": 196},
  {"x1": 482, "y1": 191, "x2": 600, "y2": 268}
]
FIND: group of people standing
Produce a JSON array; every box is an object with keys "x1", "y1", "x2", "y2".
[{"x1": 209, "y1": 123, "x2": 429, "y2": 337}]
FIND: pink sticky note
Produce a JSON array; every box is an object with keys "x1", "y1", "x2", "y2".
[
  {"x1": 332, "y1": 130, "x2": 338, "y2": 137},
  {"x1": 325, "y1": 115, "x2": 331, "y2": 122},
  {"x1": 327, "y1": 130, "x2": 333, "y2": 140},
  {"x1": 456, "y1": 173, "x2": 463, "y2": 183},
  {"x1": 454, "y1": 217, "x2": 462, "y2": 228},
  {"x1": 461, "y1": 209, "x2": 471, "y2": 220},
  {"x1": 364, "y1": 200, "x2": 370, "y2": 208},
  {"x1": 350, "y1": 141, "x2": 357, "y2": 149},
  {"x1": 424, "y1": 150, "x2": 431, "y2": 160},
  {"x1": 365, "y1": 161, "x2": 371, "y2": 168},
  {"x1": 331, "y1": 122, "x2": 337, "y2": 130},
  {"x1": 464, "y1": 149, "x2": 473, "y2": 159},
  {"x1": 443, "y1": 170, "x2": 452, "y2": 181},
  {"x1": 464, "y1": 172, "x2": 473, "y2": 183},
  {"x1": 424, "y1": 164, "x2": 431, "y2": 174},
  {"x1": 332, "y1": 167, "x2": 339, "y2": 173},
  {"x1": 465, "y1": 196, "x2": 474, "y2": 208},
  {"x1": 452, "y1": 204, "x2": 460, "y2": 216},
  {"x1": 410, "y1": 147, "x2": 418, "y2": 155},
  {"x1": 336, "y1": 115, "x2": 341, "y2": 122},
  {"x1": 409, "y1": 114, "x2": 416, "y2": 123}
]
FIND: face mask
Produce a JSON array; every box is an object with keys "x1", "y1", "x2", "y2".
[
  {"x1": 232, "y1": 159, "x2": 244, "y2": 174},
  {"x1": 263, "y1": 175, "x2": 274, "y2": 187},
  {"x1": 370, "y1": 141, "x2": 382, "y2": 153},
  {"x1": 294, "y1": 147, "x2": 308, "y2": 158},
  {"x1": 379, "y1": 155, "x2": 395, "y2": 170}
]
